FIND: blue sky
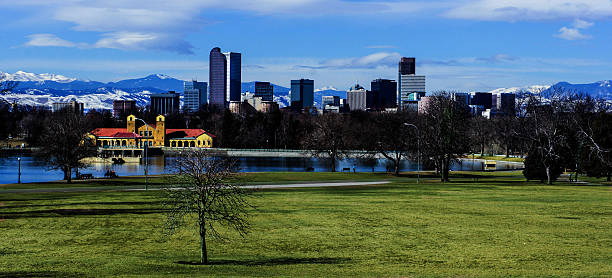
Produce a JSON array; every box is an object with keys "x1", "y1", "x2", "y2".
[{"x1": 0, "y1": 0, "x2": 611, "y2": 91}]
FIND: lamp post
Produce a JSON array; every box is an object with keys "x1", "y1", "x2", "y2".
[
  {"x1": 17, "y1": 157, "x2": 21, "y2": 184},
  {"x1": 403, "y1": 123, "x2": 420, "y2": 184},
  {"x1": 135, "y1": 118, "x2": 149, "y2": 191}
]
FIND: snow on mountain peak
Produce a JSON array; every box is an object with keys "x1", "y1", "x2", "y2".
[
  {"x1": 1, "y1": 70, "x2": 76, "y2": 83},
  {"x1": 153, "y1": 74, "x2": 171, "y2": 79},
  {"x1": 488, "y1": 85, "x2": 550, "y2": 95},
  {"x1": 315, "y1": 86, "x2": 339, "y2": 92}
]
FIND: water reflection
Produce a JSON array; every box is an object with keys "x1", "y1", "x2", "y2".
[{"x1": 0, "y1": 155, "x2": 523, "y2": 184}]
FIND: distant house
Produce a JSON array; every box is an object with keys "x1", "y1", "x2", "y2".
[{"x1": 89, "y1": 115, "x2": 214, "y2": 148}]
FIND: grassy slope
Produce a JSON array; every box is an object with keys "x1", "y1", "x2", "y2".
[{"x1": 2, "y1": 173, "x2": 612, "y2": 277}]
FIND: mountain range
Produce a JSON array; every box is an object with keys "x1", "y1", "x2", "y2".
[{"x1": 1, "y1": 71, "x2": 611, "y2": 110}]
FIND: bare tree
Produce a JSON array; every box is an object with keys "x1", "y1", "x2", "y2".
[
  {"x1": 162, "y1": 150, "x2": 251, "y2": 265},
  {"x1": 38, "y1": 111, "x2": 97, "y2": 183},
  {"x1": 421, "y1": 92, "x2": 471, "y2": 182},
  {"x1": 520, "y1": 92, "x2": 572, "y2": 184},
  {"x1": 369, "y1": 112, "x2": 417, "y2": 176},
  {"x1": 302, "y1": 113, "x2": 348, "y2": 172}
]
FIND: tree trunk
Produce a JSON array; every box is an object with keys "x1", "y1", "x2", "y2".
[
  {"x1": 607, "y1": 172, "x2": 610, "y2": 182},
  {"x1": 394, "y1": 161, "x2": 400, "y2": 176},
  {"x1": 330, "y1": 155, "x2": 336, "y2": 172},
  {"x1": 64, "y1": 166, "x2": 72, "y2": 183},
  {"x1": 200, "y1": 226, "x2": 208, "y2": 265},
  {"x1": 545, "y1": 166, "x2": 551, "y2": 185}
]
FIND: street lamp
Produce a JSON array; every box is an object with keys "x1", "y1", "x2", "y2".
[
  {"x1": 17, "y1": 157, "x2": 21, "y2": 184},
  {"x1": 403, "y1": 123, "x2": 420, "y2": 184},
  {"x1": 135, "y1": 118, "x2": 149, "y2": 190}
]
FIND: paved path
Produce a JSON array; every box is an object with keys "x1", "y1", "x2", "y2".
[{"x1": 1, "y1": 180, "x2": 391, "y2": 194}]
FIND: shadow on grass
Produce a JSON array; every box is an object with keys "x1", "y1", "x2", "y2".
[
  {"x1": 176, "y1": 257, "x2": 350, "y2": 266},
  {"x1": 0, "y1": 271, "x2": 80, "y2": 278},
  {"x1": 1, "y1": 201, "x2": 164, "y2": 209},
  {"x1": 0, "y1": 208, "x2": 167, "y2": 219}
]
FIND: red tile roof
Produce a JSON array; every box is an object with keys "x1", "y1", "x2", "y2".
[
  {"x1": 90, "y1": 128, "x2": 141, "y2": 138},
  {"x1": 90, "y1": 128, "x2": 128, "y2": 137},
  {"x1": 166, "y1": 129, "x2": 215, "y2": 139}
]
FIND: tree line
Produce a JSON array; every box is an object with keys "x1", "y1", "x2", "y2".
[{"x1": 1, "y1": 90, "x2": 611, "y2": 183}]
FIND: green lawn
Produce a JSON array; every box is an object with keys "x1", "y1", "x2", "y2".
[{"x1": 2, "y1": 172, "x2": 612, "y2": 277}]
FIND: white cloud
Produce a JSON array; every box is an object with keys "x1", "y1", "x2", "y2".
[
  {"x1": 554, "y1": 19, "x2": 594, "y2": 40},
  {"x1": 445, "y1": 0, "x2": 612, "y2": 21},
  {"x1": 297, "y1": 52, "x2": 401, "y2": 69},
  {"x1": 25, "y1": 34, "x2": 78, "y2": 47}
]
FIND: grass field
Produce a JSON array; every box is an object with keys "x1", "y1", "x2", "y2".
[{"x1": 2, "y1": 172, "x2": 612, "y2": 277}]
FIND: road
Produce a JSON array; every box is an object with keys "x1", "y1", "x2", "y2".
[{"x1": 0, "y1": 180, "x2": 391, "y2": 194}]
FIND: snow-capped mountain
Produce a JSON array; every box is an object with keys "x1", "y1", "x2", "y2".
[
  {"x1": 488, "y1": 85, "x2": 550, "y2": 95},
  {"x1": 542, "y1": 80, "x2": 612, "y2": 99},
  {"x1": 0, "y1": 70, "x2": 76, "y2": 83}
]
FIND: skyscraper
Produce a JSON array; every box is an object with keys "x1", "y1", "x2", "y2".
[
  {"x1": 150, "y1": 92, "x2": 180, "y2": 115},
  {"x1": 346, "y1": 84, "x2": 368, "y2": 111},
  {"x1": 290, "y1": 79, "x2": 314, "y2": 110},
  {"x1": 223, "y1": 51, "x2": 242, "y2": 103},
  {"x1": 255, "y1": 81, "x2": 274, "y2": 101},
  {"x1": 398, "y1": 57, "x2": 426, "y2": 111},
  {"x1": 183, "y1": 80, "x2": 208, "y2": 112},
  {"x1": 371, "y1": 79, "x2": 397, "y2": 109},
  {"x1": 209, "y1": 47, "x2": 227, "y2": 108}
]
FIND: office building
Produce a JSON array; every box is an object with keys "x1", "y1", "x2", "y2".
[
  {"x1": 224, "y1": 51, "x2": 242, "y2": 103},
  {"x1": 255, "y1": 81, "x2": 274, "y2": 101},
  {"x1": 290, "y1": 79, "x2": 314, "y2": 110},
  {"x1": 209, "y1": 47, "x2": 227, "y2": 108},
  {"x1": 150, "y1": 92, "x2": 180, "y2": 115},
  {"x1": 418, "y1": 96, "x2": 433, "y2": 114},
  {"x1": 52, "y1": 100, "x2": 84, "y2": 113},
  {"x1": 183, "y1": 80, "x2": 207, "y2": 112},
  {"x1": 452, "y1": 92, "x2": 470, "y2": 109},
  {"x1": 398, "y1": 57, "x2": 426, "y2": 111},
  {"x1": 112, "y1": 100, "x2": 136, "y2": 117},
  {"x1": 346, "y1": 84, "x2": 368, "y2": 111},
  {"x1": 322, "y1": 95, "x2": 340, "y2": 107},
  {"x1": 496, "y1": 93, "x2": 516, "y2": 114},
  {"x1": 371, "y1": 79, "x2": 397, "y2": 109},
  {"x1": 470, "y1": 92, "x2": 493, "y2": 109}
]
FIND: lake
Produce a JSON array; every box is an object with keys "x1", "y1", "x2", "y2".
[{"x1": 0, "y1": 155, "x2": 522, "y2": 184}]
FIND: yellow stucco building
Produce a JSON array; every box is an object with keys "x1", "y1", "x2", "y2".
[{"x1": 89, "y1": 115, "x2": 214, "y2": 148}]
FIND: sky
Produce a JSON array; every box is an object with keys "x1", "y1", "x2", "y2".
[{"x1": 0, "y1": 0, "x2": 611, "y2": 91}]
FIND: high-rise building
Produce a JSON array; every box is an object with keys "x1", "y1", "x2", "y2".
[
  {"x1": 255, "y1": 81, "x2": 273, "y2": 101},
  {"x1": 470, "y1": 92, "x2": 493, "y2": 109},
  {"x1": 150, "y1": 92, "x2": 180, "y2": 115},
  {"x1": 183, "y1": 80, "x2": 207, "y2": 112},
  {"x1": 290, "y1": 79, "x2": 314, "y2": 110},
  {"x1": 209, "y1": 47, "x2": 227, "y2": 108},
  {"x1": 371, "y1": 79, "x2": 397, "y2": 109},
  {"x1": 398, "y1": 57, "x2": 426, "y2": 111},
  {"x1": 223, "y1": 51, "x2": 242, "y2": 103},
  {"x1": 113, "y1": 100, "x2": 136, "y2": 117},
  {"x1": 496, "y1": 93, "x2": 516, "y2": 114},
  {"x1": 52, "y1": 100, "x2": 84, "y2": 113},
  {"x1": 346, "y1": 84, "x2": 368, "y2": 111},
  {"x1": 322, "y1": 95, "x2": 340, "y2": 107}
]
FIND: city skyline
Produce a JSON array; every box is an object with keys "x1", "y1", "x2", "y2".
[{"x1": 1, "y1": 1, "x2": 612, "y2": 91}]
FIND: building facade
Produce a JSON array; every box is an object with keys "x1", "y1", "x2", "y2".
[
  {"x1": 150, "y1": 92, "x2": 180, "y2": 115},
  {"x1": 322, "y1": 95, "x2": 340, "y2": 107},
  {"x1": 290, "y1": 79, "x2": 314, "y2": 110},
  {"x1": 398, "y1": 57, "x2": 426, "y2": 111},
  {"x1": 224, "y1": 51, "x2": 242, "y2": 103},
  {"x1": 112, "y1": 100, "x2": 136, "y2": 118},
  {"x1": 89, "y1": 115, "x2": 214, "y2": 149},
  {"x1": 209, "y1": 47, "x2": 227, "y2": 108},
  {"x1": 371, "y1": 79, "x2": 397, "y2": 109},
  {"x1": 470, "y1": 92, "x2": 493, "y2": 109},
  {"x1": 346, "y1": 84, "x2": 368, "y2": 111},
  {"x1": 183, "y1": 80, "x2": 208, "y2": 112},
  {"x1": 255, "y1": 81, "x2": 274, "y2": 101},
  {"x1": 52, "y1": 100, "x2": 84, "y2": 113}
]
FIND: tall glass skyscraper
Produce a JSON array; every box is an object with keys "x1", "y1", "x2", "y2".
[
  {"x1": 183, "y1": 80, "x2": 207, "y2": 112},
  {"x1": 255, "y1": 81, "x2": 274, "y2": 101},
  {"x1": 290, "y1": 79, "x2": 314, "y2": 110},
  {"x1": 398, "y1": 57, "x2": 425, "y2": 111},
  {"x1": 209, "y1": 47, "x2": 227, "y2": 108},
  {"x1": 223, "y1": 52, "x2": 242, "y2": 103}
]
